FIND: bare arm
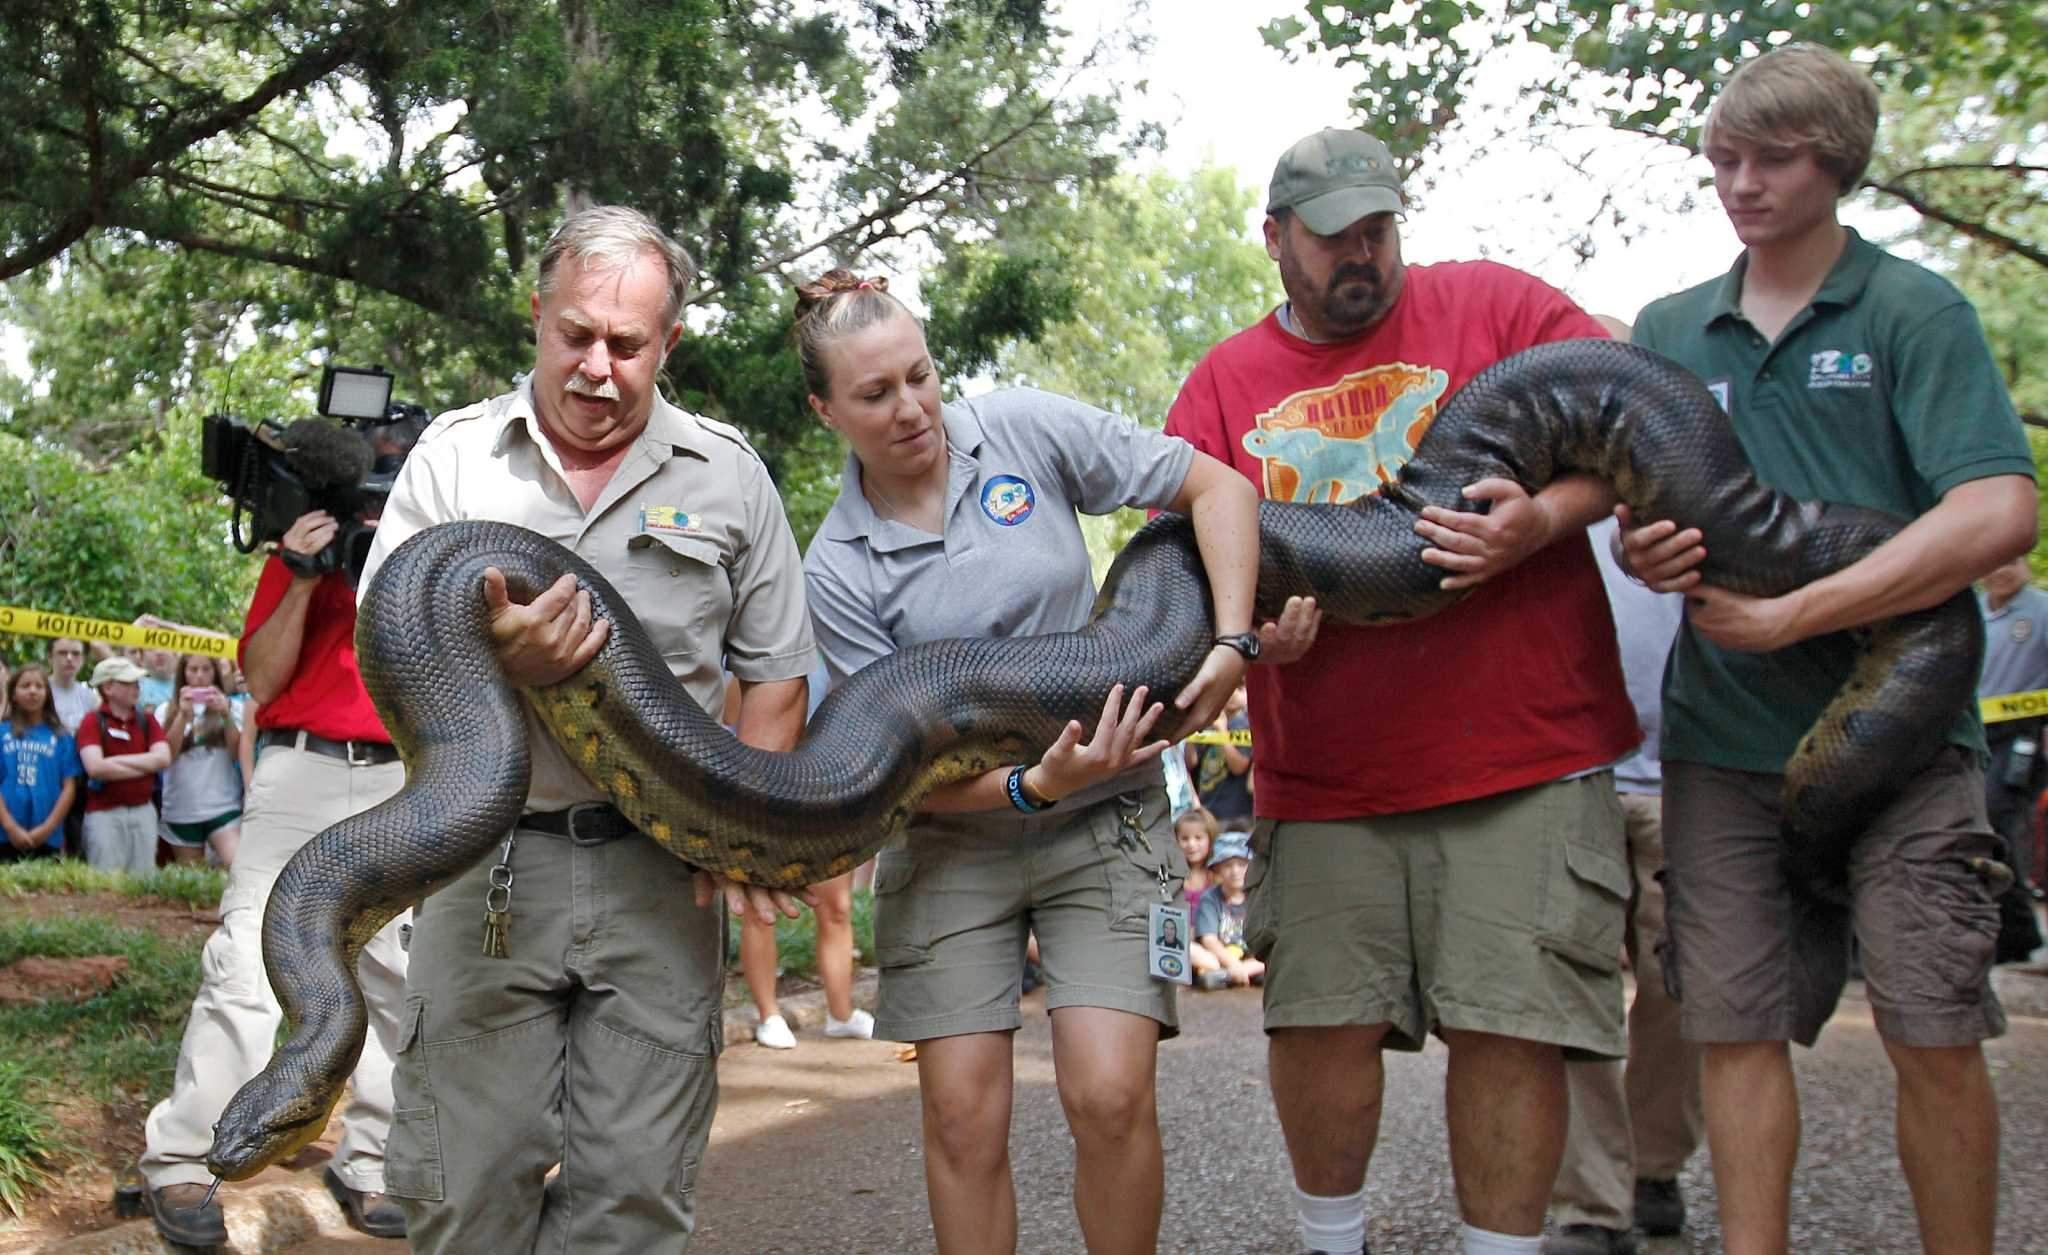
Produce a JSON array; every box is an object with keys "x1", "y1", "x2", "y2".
[
  {"x1": 1672, "y1": 475, "x2": 2037, "y2": 653},
  {"x1": 919, "y1": 683, "x2": 1168, "y2": 814},
  {"x1": 243, "y1": 512, "x2": 340, "y2": 703},
  {"x1": 81, "y1": 742, "x2": 170, "y2": 780},
  {"x1": 27, "y1": 779, "x2": 77, "y2": 844},
  {"x1": 733, "y1": 676, "x2": 806, "y2": 752},
  {"x1": 163, "y1": 698, "x2": 192, "y2": 757},
  {"x1": 1160, "y1": 452, "x2": 1259, "y2": 730}
]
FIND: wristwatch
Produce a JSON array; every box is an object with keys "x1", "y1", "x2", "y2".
[{"x1": 1213, "y1": 631, "x2": 1262, "y2": 662}]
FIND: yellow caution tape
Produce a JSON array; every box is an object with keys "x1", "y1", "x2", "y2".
[
  {"x1": 1981, "y1": 688, "x2": 2048, "y2": 724},
  {"x1": 0, "y1": 605, "x2": 236, "y2": 660},
  {"x1": 1184, "y1": 727, "x2": 1252, "y2": 746}
]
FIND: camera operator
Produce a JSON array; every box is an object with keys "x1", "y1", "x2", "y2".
[{"x1": 137, "y1": 506, "x2": 412, "y2": 1246}]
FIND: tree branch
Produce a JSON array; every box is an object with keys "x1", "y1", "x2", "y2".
[
  {"x1": 0, "y1": 12, "x2": 398, "y2": 281},
  {"x1": 1863, "y1": 178, "x2": 2048, "y2": 269}
]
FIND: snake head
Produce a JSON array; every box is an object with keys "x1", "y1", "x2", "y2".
[{"x1": 206, "y1": 1073, "x2": 334, "y2": 1181}]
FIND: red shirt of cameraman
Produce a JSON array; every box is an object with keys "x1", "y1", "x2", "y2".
[{"x1": 240, "y1": 557, "x2": 391, "y2": 745}]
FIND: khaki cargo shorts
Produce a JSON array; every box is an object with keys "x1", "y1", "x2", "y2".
[
  {"x1": 1662, "y1": 748, "x2": 2008, "y2": 1048},
  {"x1": 870, "y1": 785, "x2": 1181, "y2": 1043},
  {"x1": 1248, "y1": 773, "x2": 1628, "y2": 1059}
]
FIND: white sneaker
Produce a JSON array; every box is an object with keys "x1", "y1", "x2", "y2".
[
  {"x1": 824, "y1": 1008, "x2": 875, "y2": 1039},
  {"x1": 753, "y1": 1013, "x2": 796, "y2": 1049}
]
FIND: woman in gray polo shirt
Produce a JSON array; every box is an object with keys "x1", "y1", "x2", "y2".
[{"x1": 797, "y1": 269, "x2": 1260, "y2": 1253}]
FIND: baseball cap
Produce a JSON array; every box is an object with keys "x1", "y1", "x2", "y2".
[
  {"x1": 1267, "y1": 128, "x2": 1406, "y2": 235},
  {"x1": 1209, "y1": 830, "x2": 1253, "y2": 867},
  {"x1": 90, "y1": 656, "x2": 148, "y2": 687}
]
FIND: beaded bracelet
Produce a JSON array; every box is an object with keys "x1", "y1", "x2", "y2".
[{"x1": 1006, "y1": 765, "x2": 1053, "y2": 813}]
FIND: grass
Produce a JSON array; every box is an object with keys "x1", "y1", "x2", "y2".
[
  {"x1": 0, "y1": 1061, "x2": 71, "y2": 1219},
  {"x1": 726, "y1": 887, "x2": 876, "y2": 983},
  {"x1": 0, "y1": 910, "x2": 210, "y2": 1215},
  {"x1": 0, "y1": 859, "x2": 226, "y2": 908}
]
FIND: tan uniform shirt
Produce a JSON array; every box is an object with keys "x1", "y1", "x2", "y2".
[{"x1": 361, "y1": 378, "x2": 814, "y2": 811}]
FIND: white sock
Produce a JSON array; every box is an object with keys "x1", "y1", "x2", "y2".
[
  {"x1": 1460, "y1": 1222, "x2": 1542, "y2": 1254},
  {"x1": 1294, "y1": 1184, "x2": 1366, "y2": 1254}
]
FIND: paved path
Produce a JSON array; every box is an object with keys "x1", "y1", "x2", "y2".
[
  {"x1": 683, "y1": 980, "x2": 2048, "y2": 1254},
  {"x1": 105, "y1": 971, "x2": 2048, "y2": 1253}
]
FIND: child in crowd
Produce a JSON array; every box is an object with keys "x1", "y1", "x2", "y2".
[
  {"x1": 1174, "y1": 807, "x2": 1231, "y2": 989},
  {"x1": 1196, "y1": 829, "x2": 1265, "y2": 988},
  {"x1": 156, "y1": 654, "x2": 244, "y2": 867},
  {"x1": 1, "y1": 663, "x2": 83, "y2": 861}
]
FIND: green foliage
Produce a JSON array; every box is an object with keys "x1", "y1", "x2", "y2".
[
  {"x1": 0, "y1": 419, "x2": 260, "y2": 663},
  {"x1": 968, "y1": 164, "x2": 1282, "y2": 572},
  {"x1": 0, "y1": 1, "x2": 1153, "y2": 563},
  {"x1": 0, "y1": 1060, "x2": 69, "y2": 1219},
  {"x1": 0, "y1": 916, "x2": 207, "y2": 1098},
  {"x1": 1260, "y1": 1, "x2": 2044, "y2": 268},
  {"x1": 0, "y1": 914, "x2": 208, "y2": 1209},
  {"x1": 0, "y1": 859, "x2": 228, "y2": 908}
]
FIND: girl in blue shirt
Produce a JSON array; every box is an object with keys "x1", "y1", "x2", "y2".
[{"x1": 2, "y1": 663, "x2": 83, "y2": 859}]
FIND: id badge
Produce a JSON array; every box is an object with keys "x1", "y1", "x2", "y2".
[{"x1": 1147, "y1": 901, "x2": 1191, "y2": 985}]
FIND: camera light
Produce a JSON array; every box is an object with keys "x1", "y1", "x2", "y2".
[{"x1": 318, "y1": 364, "x2": 395, "y2": 420}]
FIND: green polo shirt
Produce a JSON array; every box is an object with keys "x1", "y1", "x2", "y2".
[{"x1": 1634, "y1": 229, "x2": 2033, "y2": 773}]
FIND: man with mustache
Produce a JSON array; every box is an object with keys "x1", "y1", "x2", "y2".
[
  {"x1": 1165, "y1": 128, "x2": 1636, "y2": 1255},
  {"x1": 360, "y1": 205, "x2": 815, "y2": 1253}
]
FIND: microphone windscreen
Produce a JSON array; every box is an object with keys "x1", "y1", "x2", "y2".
[{"x1": 281, "y1": 420, "x2": 373, "y2": 492}]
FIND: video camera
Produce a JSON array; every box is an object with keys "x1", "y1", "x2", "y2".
[{"x1": 201, "y1": 364, "x2": 430, "y2": 583}]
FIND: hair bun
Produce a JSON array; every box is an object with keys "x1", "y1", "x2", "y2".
[{"x1": 795, "y1": 268, "x2": 890, "y2": 320}]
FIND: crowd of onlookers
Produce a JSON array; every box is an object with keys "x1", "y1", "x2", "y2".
[{"x1": 0, "y1": 634, "x2": 253, "y2": 874}]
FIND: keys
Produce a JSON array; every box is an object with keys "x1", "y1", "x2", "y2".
[{"x1": 481, "y1": 834, "x2": 516, "y2": 959}]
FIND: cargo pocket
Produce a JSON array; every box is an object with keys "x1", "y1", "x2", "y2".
[
  {"x1": 1536, "y1": 826, "x2": 1632, "y2": 973},
  {"x1": 623, "y1": 530, "x2": 726, "y2": 661},
  {"x1": 1091, "y1": 793, "x2": 1171, "y2": 936},
  {"x1": 870, "y1": 849, "x2": 932, "y2": 967},
  {"x1": 669, "y1": 1050, "x2": 719, "y2": 1205},
  {"x1": 1901, "y1": 854, "x2": 2004, "y2": 999},
  {"x1": 383, "y1": 999, "x2": 444, "y2": 1200}
]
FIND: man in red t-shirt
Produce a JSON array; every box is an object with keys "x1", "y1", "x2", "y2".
[
  {"x1": 1164, "y1": 129, "x2": 1638, "y2": 1255},
  {"x1": 138, "y1": 509, "x2": 411, "y2": 1247},
  {"x1": 77, "y1": 655, "x2": 170, "y2": 874}
]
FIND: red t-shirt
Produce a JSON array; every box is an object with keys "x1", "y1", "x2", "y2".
[
  {"x1": 240, "y1": 557, "x2": 391, "y2": 744},
  {"x1": 1165, "y1": 260, "x2": 1639, "y2": 819},
  {"x1": 76, "y1": 707, "x2": 166, "y2": 811}
]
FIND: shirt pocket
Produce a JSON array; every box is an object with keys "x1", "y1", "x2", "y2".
[{"x1": 623, "y1": 531, "x2": 731, "y2": 662}]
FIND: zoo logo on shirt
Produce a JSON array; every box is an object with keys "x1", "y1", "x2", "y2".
[
  {"x1": 980, "y1": 474, "x2": 1035, "y2": 526},
  {"x1": 1808, "y1": 349, "x2": 1874, "y2": 390}
]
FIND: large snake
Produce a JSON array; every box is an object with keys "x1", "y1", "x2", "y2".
[{"x1": 205, "y1": 339, "x2": 1980, "y2": 1180}]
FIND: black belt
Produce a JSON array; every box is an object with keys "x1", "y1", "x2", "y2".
[
  {"x1": 258, "y1": 728, "x2": 400, "y2": 766},
  {"x1": 519, "y1": 803, "x2": 638, "y2": 842}
]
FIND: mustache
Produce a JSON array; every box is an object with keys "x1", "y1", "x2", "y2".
[
  {"x1": 564, "y1": 371, "x2": 621, "y2": 400},
  {"x1": 1329, "y1": 264, "x2": 1378, "y2": 291}
]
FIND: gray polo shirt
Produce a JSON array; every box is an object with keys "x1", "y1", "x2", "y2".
[
  {"x1": 805, "y1": 387, "x2": 1194, "y2": 818},
  {"x1": 1979, "y1": 582, "x2": 2048, "y2": 704},
  {"x1": 363, "y1": 377, "x2": 815, "y2": 811}
]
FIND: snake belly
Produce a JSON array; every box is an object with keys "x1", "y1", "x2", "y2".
[{"x1": 206, "y1": 338, "x2": 1980, "y2": 1179}]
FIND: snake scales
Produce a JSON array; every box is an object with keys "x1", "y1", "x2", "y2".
[{"x1": 206, "y1": 338, "x2": 1981, "y2": 1179}]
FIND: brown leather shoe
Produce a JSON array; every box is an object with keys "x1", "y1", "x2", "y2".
[
  {"x1": 144, "y1": 1180, "x2": 228, "y2": 1247},
  {"x1": 323, "y1": 1166, "x2": 408, "y2": 1239}
]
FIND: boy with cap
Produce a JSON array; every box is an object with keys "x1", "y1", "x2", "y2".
[
  {"x1": 75, "y1": 655, "x2": 170, "y2": 874},
  {"x1": 1166, "y1": 127, "x2": 1635, "y2": 1255},
  {"x1": 1195, "y1": 830, "x2": 1264, "y2": 988}
]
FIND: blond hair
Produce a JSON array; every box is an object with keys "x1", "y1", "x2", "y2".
[
  {"x1": 792, "y1": 268, "x2": 917, "y2": 398},
  {"x1": 1703, "y1": 43, "x2": 1880, "y2": 195}
]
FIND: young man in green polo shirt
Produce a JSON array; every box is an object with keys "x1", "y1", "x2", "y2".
[{"x1": 1618, "y1": 44, "x2": 2035, "y2": 1255}]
